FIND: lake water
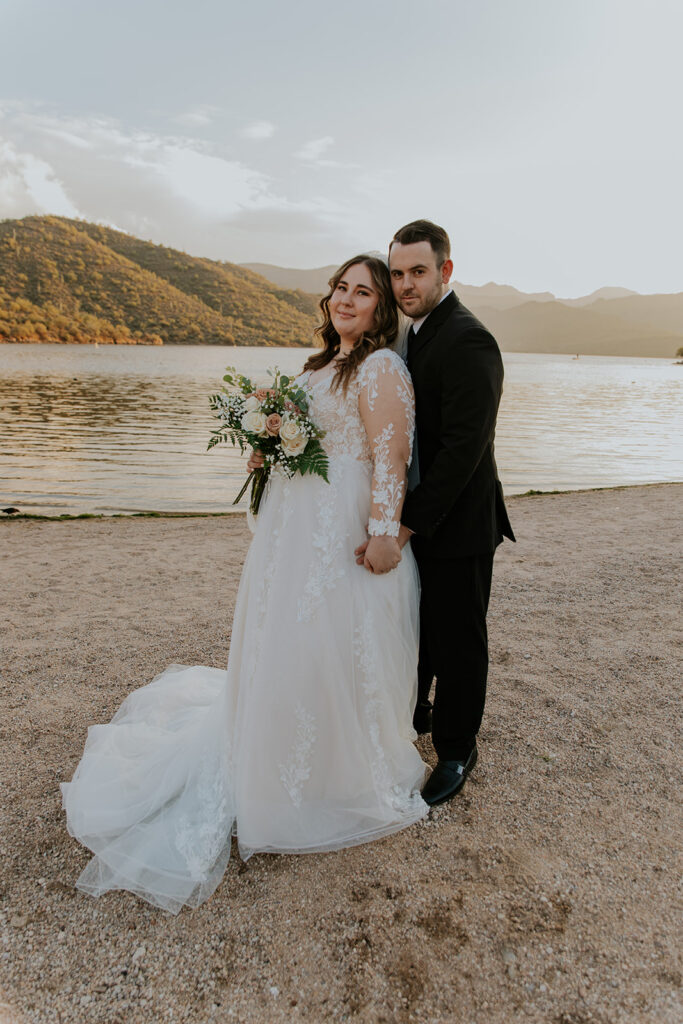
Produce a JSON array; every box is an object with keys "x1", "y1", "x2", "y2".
[{"x1": 1, "y1": 344, "x2": 681, "y2": 516}]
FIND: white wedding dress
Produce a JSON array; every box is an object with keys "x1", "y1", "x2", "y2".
[{"x1": 62, "y1": 349, "x2": 429, "y2": 914}]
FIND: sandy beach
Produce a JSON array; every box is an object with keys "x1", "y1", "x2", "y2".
[{"x1": 1, "y1": 483, "x2": 681, "y2": 1024}]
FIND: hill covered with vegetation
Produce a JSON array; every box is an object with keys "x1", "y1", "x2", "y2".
[{"x1": 0, "y1": 217, "x2": 319, "y2": 346}]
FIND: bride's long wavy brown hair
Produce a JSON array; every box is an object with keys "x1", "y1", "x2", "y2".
[{"x1": 303, "y1": 255, "x2": 398, "y2": 392}]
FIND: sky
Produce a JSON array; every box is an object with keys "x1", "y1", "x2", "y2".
[{"x1": 0, "y1": 0, "x2": 681, "y2": 296}]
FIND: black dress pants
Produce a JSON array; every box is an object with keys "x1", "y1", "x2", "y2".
[{"x1": 414, "y1": 551, "x2": 495, "y2": 761}]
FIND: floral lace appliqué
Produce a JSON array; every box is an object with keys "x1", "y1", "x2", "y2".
[
  {"x1": 301, "y1": 373, "x2": 373, "y2": 465},
  {"x1": 358, "y1": 350, "x2": 415, "y2": 460},
  {"x1": 353, "y1": 618, "x2": 392, "y2": 795},
  {"x1": 175, "y1": 752, "x2": 232, "y2": 881},
  {"x1": 368, "y1": 422, "x2": 404, "y2": 538},
  {"x1": 297, "y1": 467, "x2": 347, "y2": 622},
  {"x1": 357, "y1": 351, "x2": 414, "y2": 538},
  {"x1": 354, "y1": 618, "x2": 423, "y2": 815},
  {"x1": 278, "y1": 703, "x2": 317, "y2": 807},
  {"x1": 244, "y1": 474, "x2": 294, "y2": 681}
]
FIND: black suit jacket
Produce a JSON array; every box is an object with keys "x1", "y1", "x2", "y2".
[{"x1": 401, "y1": 291, "x2": 515, "y2": 559}]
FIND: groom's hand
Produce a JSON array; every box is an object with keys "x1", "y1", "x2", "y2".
[
  {"x1": 362, "y1": 536, "x2": 402, "y2": 575},
  {"x1": 354, "y1": 524, "x2": 413, "y2": 566},
  {"x1": 247, "y1": 450, "x2": 265, "y2": 472},
  {"x1": 354, "y1": 539, "x2": 369, "y2": 565},
  {"x1": 397, "y1": 524, "x2": 414, "y2": 548}
]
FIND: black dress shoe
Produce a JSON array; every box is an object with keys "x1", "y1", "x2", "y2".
[
  {"x1": 421, "y1": 746, "x2": 478, "y2": 806},
  {"x1": 413, "y1": 704, "x2": 432, "y2": 735}
]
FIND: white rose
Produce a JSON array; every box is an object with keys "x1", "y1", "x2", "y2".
[
  {"x1": 244, "y1": 394, "x2": 261, "y2": 412},
  {"x1": 280, "y1": 418, "x2": 308, "y2": 457},
  {"x1": 241, "y1": 410, "x2": 268, "y2": 436},
  {"x1": 281, "y1": 433, "x2": 308, "y2": 457},
  {"x1": 280, "y1": 417, "x2": 301, "y2": 441}
]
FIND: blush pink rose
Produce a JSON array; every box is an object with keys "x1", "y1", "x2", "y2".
[{"x1": 265, "y1": 413, "x2": 282, "y2": 436}]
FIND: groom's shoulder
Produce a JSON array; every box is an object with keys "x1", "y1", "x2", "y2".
[
  {"x1": 447, "y1": 295, "x2": 494, "y2": 337},
  {"x1": 439, "y1": 295, "x2": 500, "y2": 353}
]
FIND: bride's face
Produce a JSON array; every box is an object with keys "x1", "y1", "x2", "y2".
[{"x1": 329, "y1": 263, "x2": 379, "y2": 343}]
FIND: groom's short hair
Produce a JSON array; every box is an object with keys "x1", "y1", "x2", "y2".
[{"x1": 391, "y1": 220, "x2": 451, "y2": 267}]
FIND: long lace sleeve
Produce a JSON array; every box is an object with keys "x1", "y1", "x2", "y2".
[{"x1": 358, "y1": 351, "x2": 415, "y2": 538}]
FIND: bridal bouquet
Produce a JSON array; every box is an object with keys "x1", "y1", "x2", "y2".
[{"x1": 208, "y1": 366, "x2": 329, "y2": 514}]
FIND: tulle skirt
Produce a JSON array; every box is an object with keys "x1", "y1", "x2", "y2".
[{"x1": 62, "y1": 456, "x2": 428, "y2": 913}]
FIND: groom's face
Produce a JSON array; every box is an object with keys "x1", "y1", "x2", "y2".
[{"x1": 389, "y1": 241, "x2": 452, "y2": 320}]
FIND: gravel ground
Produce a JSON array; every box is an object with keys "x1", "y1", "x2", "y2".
[{"x1": 1, "y1": 483, "x2": 681, "y2": 1024}]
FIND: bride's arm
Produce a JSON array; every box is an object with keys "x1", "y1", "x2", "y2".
[{"x1": 358, "y1": 352, "x2": 415, "y2": 574}]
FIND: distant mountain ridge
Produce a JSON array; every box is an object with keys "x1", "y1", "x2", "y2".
[
  {"x1": 473, "y1": 301, "x2": 680, "y2": 358},
  {"x1": 0, "y1": 217, "x2": 318, "y2": 346},
  {"x1": 560, "y1": 287, "x2": 639, "y2": 306},
  {"x1": 242, "y1": 263, "x2": 683, "y2": 357},
  {"x1": 0, "y1": 221, "x2": 679, "y2": 355},
  {"x1": 241, "y1": 262, "x2": 339, "y2": 296},
  {"x1": 241, "y1": 262, "x2": 644, "y2": 308}
]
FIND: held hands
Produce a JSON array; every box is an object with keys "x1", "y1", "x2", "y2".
[
  {"x1": 354, "y1": 522, "x2": 413, "y2": 574},
  {"x1": 359, "y1": 535, "x2": 402, "y2": 575},
  {"x1": 354, "y1": 522, "x2": 414, "y2": 572}
]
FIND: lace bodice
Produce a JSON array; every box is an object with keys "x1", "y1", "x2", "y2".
[{"x1": 300, "y1": 349, "x2": 415, "y2": 538}]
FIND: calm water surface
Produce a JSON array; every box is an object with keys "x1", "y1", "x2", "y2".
[{"x1": 1, "y1": 344, "x2": 681, "y2": 515}]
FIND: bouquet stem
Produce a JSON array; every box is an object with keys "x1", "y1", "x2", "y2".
[
  {"x1": 250, "y1": 467, "x2": 269, "y2": 515},
  {"x1": 232, "y1": 467, "x2": 269, "y2": 515}
]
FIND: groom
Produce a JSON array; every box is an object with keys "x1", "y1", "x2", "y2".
[{"x1": 359, "y1": 219, "x2": 514, "y2": 805}]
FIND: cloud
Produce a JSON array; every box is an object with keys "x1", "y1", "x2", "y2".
[
  {"x1": 120, "y1": 141, "x2": 273, "y2": 219},
  {"x1": 242, "y1": 120, "x2": 275, "y2": 141},
  {"x1": 0, "y1": 109, "x2": 284, "y2": 224},
  {"x1": 0, "y1": 139, "x2": 82, "y2": 219},
  {"x1": 188, "y1": 205, "x2": 354, "y2": 265},
  {"x1": 0, "y1": 105, "x2": 352, "y2": 264},
  {"x1": 174, "y1": 106, "x2": 219, "y2": 127},
  {"x1": 296, "y1": 136, "x2": 335, "y2": 163},
  {"x1": 294, "y1": 136, "x2": 357, "y2": 170},
  {"x1": 36, "y1": 127, "x2": 92, "y2": 150}
]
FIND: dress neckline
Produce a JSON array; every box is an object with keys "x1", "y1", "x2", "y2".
[{"x1": 303, "y1": 368, "x2": 337, "y2": 390}]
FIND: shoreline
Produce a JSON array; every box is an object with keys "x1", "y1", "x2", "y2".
[
  {"x1": 2, "y1": 340, "x2": 681, "y2": 360},
  {"x1": 2, "y1": 479, "x2": 681, "y2": 522}
]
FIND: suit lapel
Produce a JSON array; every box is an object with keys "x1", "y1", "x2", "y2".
[{"x1": 409, "y1": 291, "x2": 458, "y2": 362}]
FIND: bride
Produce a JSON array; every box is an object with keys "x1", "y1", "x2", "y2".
[{"x1": 62, "y1": 254, "x2": 429, "y2": 914}]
